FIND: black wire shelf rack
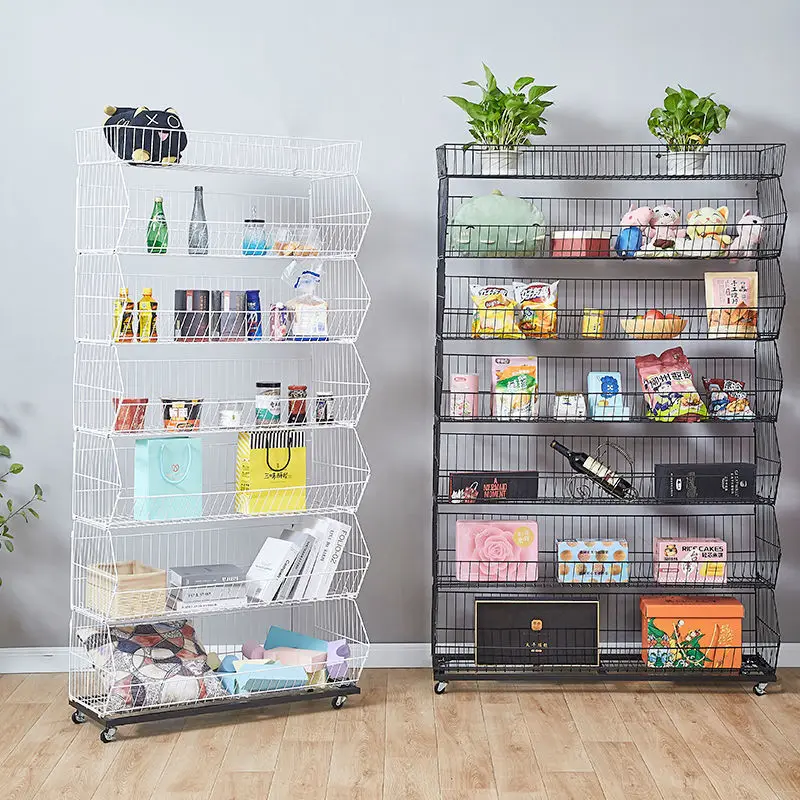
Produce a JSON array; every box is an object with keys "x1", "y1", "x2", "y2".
[
  {"x1": 437, "y1": 143, "x2": 786, "y2": 181},
  {"x1": 442, "y1": 262, "x2": 785, "y2": 341},
  {"x1": 443, "y1": 187, "x2": 786, "y2": 260},
  {"x1": 439, "y1": 343, "x2": 782, "y2": 424}
]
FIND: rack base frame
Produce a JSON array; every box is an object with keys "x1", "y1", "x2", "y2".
[{"x1": 70, "y1": 682, "x2": 360, "y2": 740}]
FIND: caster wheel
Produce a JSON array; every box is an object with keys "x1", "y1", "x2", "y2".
[
  {"x1": 331, "y1": 695, "x2": 347, "y2": 710},
  {"x1": 753, "y1": 683, "x2": 768, "y2": 697},
  {"x1": 99, "y1": 727, "x2": 118, "y2": 743},
  {"x1": 434, "y1": 681, "x2": 448, "y2": 695},
  {"x1": 71, "y1": 710, "x2": 87, "y2": 725}
]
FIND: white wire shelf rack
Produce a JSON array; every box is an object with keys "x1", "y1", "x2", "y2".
[
  {"x1": 75, "y1": 255, "x2": 370, "y2": 345},
  {"x1": 76, "y1": 127, "x2": 362, "y2": 178},
  {"x1": 72, "y1": 512, "x2": 369, "y2": 624},
  {"x1": 77, "y1": 178, "x2": 370, "y2": 259},
  {"x1": 73, "y1": 428, "x2": 370, "y2": 528},
  {"x1": 74, "y1": 342, "x2": 369, "y2": 436},
  {"x1": 69, "y1": 599, "x2": 368, "y2": 719}
]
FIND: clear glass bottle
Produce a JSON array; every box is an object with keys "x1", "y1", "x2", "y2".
[
  {"x1": 188, "y1": 186, "x2": 209, "y2": 255},
  {"x1": 146, "y1": 197, "x2": 168, "y2": 254}
]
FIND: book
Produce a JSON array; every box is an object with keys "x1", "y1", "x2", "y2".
[
  {"x1": 166, "y1": 563, "x2": 248, "y2": 610},
  {"x1": 291, "y1": 532, "x2": 322, "y2": 600},
  {"x1": 246, "y1": 537, "x2": 300, "y2": 603},
  {"x1": 273, "y1": 528, "x2": 317, "y2": 602},
  {"x1": 304, "y1": 517, "x2": 352, "y2": 600}
]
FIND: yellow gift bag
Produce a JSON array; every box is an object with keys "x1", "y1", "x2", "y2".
[{"x1": 235, "y1": 431, "x2": 307, "y2": 514}]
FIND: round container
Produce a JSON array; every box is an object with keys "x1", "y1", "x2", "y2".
[
  {"x1": 288, "y1": 385, "x2": 308, "y2": 424},
  {"x1": 449, "y1": 374, "x2": 479, "y2": 417},
  {"x1": 242, "y1": 218, "x2": 269, "y2": 256},
  {"x1": 315, "y1": 392, "x2": 334, "y2": 424},
  {"x1": 664, "y1": 150, "x2": 708, "y2": 176},
  {"x1": 255, "y1": 382, "x2": 281, "y2": 426},
  {"x1": 581, "y1": 309, "x2": 606, "y2": 338}
]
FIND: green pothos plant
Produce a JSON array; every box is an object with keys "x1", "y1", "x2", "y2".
[{"x1": 0, "y1": 445, "x2": 44, "y2": 585}]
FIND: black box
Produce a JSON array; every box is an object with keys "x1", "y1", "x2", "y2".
[
  {"x1": 475, "y1": 598, "x2": 600, "y2": 667},
  {"x1": 654, "y1": 462, "x2": 755, "y2": 501},
  {"x1": 449, "y1": 471, "x2": 539, "y2": 502}
]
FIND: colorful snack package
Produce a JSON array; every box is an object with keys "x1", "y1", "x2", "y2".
[
  {"x1": 470, "y1": 284, "x2": 520, "y2": 339},
  {"x1": 491, "y1": 357, "x2": 538, "y2": 419},
  {"x1": 705, "y1": 271, "x2": 758, "y2": 338},
  {"x1": 635, "y1": 346, "x2": 707, "y2": 422},
  {"x1": 703, "y1": 377, "x2": 755, "y2": 420},
  {"x1": 513, "y1": 281, "x2": 558, "y2": 339}
]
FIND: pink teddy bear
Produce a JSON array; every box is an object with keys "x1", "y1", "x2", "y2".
[{"x1": 614, "y1": 204, "x2": 656, "y2": 258}]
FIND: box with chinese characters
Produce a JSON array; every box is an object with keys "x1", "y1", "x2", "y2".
[{"x1": 654, "y1": 538, "x2": 727, "y2": 585}]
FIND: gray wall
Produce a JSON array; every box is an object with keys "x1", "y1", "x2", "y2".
[{"x1": 1, "y1": 0, "x2": 799, "y2": 647}]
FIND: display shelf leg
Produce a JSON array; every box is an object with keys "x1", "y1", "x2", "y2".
[
  {"x1": 434, "y1": 681, "x2": 448, "y2": 695},
  {"x1": 71, "y1": 710, "x2": 87, "y2": 725},
  {"x1": 99, "y1": 726, "x2": 118, "y2": 743}
]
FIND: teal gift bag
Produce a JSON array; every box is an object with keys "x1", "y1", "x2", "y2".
[{"x1": 134, "y1": 437, "x2": 203, "y2": 521}]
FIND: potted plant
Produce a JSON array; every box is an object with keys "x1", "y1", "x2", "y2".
[
  {"x1": 0, "y1": 445, "x2": 44, "y2": 586},
  {"x1": 648, "y1": 86, "x2": 731, "y2": 175},
  {"x1": 447, "y1": 65, "x2": 555, "y2": 174}
]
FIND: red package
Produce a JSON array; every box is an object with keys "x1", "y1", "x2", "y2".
[{"x1": 635, "y1": 347, "x2": 708, "y2": 422}]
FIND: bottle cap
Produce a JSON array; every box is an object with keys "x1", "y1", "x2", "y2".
[
  {"x1": 256, "y1": 382, "x2": 281, "y2": 389},
  {"x1": 143, "y1": 287, "x2": 153, "y2": 295},
  {"x1": 194, "y1": 186, "x2": 203, "y2": 191},
  {"x1": 154, "y1": 196, "x2": 163, "y2": 202},
  {"x1": 120, "y1": 287, "x2": 129, "y2": 295}
]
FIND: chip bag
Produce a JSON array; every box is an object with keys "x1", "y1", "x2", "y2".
[
  {"x1": 470, "y1": 284, "x2": 520, "y2": 339},
  {"x1": 514, "y1": 281, "x2": 558, "y2": 339},
  {"x1": 491, "y1": 357, "x2": 538, "y2": 419},
  {"x1": 635, "y1": 347, "x2": 707, "y2": 422},
  {"x1": 703, "y1": 377, "x2": 755, "y2": 420}
]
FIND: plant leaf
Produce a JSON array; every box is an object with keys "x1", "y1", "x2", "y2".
[
  {"x1": 462, "y1": 80, "x2": 481, "y2": 87},
  {"x1": 6, "y1": 499, "x2": 12, "y2": 513},
  {"x1": 28, "y1": 508, "x2": 38, "y2": 519},
  {"x1": 513, "y1": 76, "x2": 535, "y2": 92},
  {"x1": 0, "y1": 446, "x2": 10, "y2": 459},
  {"x1": 34, "y1": 484, "x2": 43, "y2": 499},
  {"x1": 4, "y1": 540, "x2": 13, "y2": 553},
  {"x1": 482, "y1": 64, "x2": 497, "y2": 92},
  {"x1": 9, "y1": 463, "x2": 22, "y2": 474}
]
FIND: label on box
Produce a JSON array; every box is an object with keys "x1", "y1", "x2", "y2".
[
  {"x1": 450, "y1": 471, "x2": 539, "y2": 503},
  {"x1": 654, "y1": 538, "x2": 727, "y2": 584}
]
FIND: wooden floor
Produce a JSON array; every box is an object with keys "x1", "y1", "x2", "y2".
[{"x1": 1, "y1": 669, "x2": 799, "y2": 799}]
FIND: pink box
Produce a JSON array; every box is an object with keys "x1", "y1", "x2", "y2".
[
  {"x1": 551, "y1": 230, "x2": 611, "y2": 258},
  {"x1": 455, "y1": 520, "x2": 538, "y2": 581},
  {"x1": 654, "y1": 538, "x2": 727, "y2": 584}
]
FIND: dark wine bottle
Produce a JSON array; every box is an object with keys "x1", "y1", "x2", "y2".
[{"x1": 550, "y1": 439, "x2": 635, "y2": 500}]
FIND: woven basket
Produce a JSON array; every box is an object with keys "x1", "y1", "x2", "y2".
[{"x1": 86, "y1": 561, "x2": 167, "y2": 619}]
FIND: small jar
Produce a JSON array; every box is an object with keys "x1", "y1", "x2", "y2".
[
  {"x1": 255, "y1": 382, "x2": 281, "y2": 426},
  {"x1": 315, "y1": 392, "x2": 334, "y2": 423},
  {"x1": 581, "y1": 308, "x2": 605, "y2": 338},
  {"x1": 288, "y1": 385, "x2": 308, "y2": 424},
  {"x1": 219, "y1": 404, "x2": 243, "y2": 428},
  {"x1": 242, "y1": 218, "x2": 268, "y2": 256}
]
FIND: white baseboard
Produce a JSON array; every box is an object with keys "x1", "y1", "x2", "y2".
[{"x1": 0, "y1": 643, "x2": 797, "y2": 674}]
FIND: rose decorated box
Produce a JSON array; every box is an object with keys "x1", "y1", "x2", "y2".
[
  {"x1": 557, "y1": 539, "x2": 629, "y2": 583},
  {"x1": 641, "y1": 595, "x2": 744, "y2": 670},
  {"x1": 455, "y1": 520, "x2": 538, "y2": 582},
  {"x1": 654, "y1": 538, "x2": 727, "y2": 584}
]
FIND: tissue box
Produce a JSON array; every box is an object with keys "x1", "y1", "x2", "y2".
[
  {"x1": 557, "y1": 539, "x2": 629, "y2": 583},
  {"x1": 455, "y1": 520, "x2": 538, "y2": 582},
  {"x1": 654, "y1": 538, "x2": 727, "y2": 584},
  {"x1": 641, "y1": 595, "x2": 743, "y2": 669}
]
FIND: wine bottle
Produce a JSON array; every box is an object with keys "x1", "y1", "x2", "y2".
[
  {"x1": 550, "y1": 439, "x2": 635, "y2": 500},
  {"x1": 147, "y1": 196, "x2": 168, "y2": 254},
  {"x1": 188, "y1": 185, "x2": 209, "y2": 255}
]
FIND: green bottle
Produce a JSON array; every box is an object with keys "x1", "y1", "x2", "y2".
[{"x1": 146, "y1": 196, "x2": 168, "y2": 254}]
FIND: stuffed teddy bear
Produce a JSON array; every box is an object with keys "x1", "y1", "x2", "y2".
[
  {"x1": 614, "y1": 204, "x2": 655, "y2": 258},
  {"x1": 102, "y1": 105, "x2": 188, "y2": 164},
  {"x1": 729, "y1": 210, "x2": 764, "y2": 258},
  {"x1": 636, "y1": 205, "x2": 684, "y2": 258}
]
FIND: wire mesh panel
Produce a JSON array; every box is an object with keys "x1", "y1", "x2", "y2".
[
  {"x1": 443, "y1": 262, "x2": 785, "y2": 341},
  {"x1": 75, "y1": 254, "x2": 369, "y2": 345},
  {"x1": 74, "y1": 342, "x2": 369, "y2": 435},
  {"x1": 435, "y1": 426, "x2": 780, "y2": 505},
  {"x1": 73, "y1": 427, "x2": 369, "y2": 528},
  {"x1": 434, "y1": 507, "x2": 780, "y2": 590},
  {"x1": 443, "y1": 186, "x2": 786, "y2": 259},
  {"x1": 72, "y1": 513, "x2": 369, "y2": 624},
  {"x1": 437, "y1": 143, "x2": 786, "y2": 181},
  {"x1": 69, "y1": 598, "x2": 368, "y2": 719},
  {"x1": 77, "y1": 128, "x2": 362, "y2": 177},
  {"x1": 440, "y1": 343, "x2": 782, "y2": 423}
]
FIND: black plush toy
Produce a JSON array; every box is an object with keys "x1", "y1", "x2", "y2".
[{"x1": 102, "y1": 106, "x2": 188, "y2": 164}]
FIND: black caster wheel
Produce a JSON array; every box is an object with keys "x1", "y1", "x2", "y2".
[
  {"x1": 99, "y1": 727, "x2": 118, "y2": 743},
  {"x1": 434, "y1": 681, "x2": 448, "y2": 695},
  {"x1": 753, "y1": 683, "x2": 768, "y2": 697},
  {"x1": 331, "y1": 695, "x2": 347, "y2": 710},
  {"x1": 71, "y1": 710, "x2": 87, "y2": 725}
]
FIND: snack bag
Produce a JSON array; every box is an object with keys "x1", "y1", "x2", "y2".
[
  {"x1": 703, "y1": 377, "x2": 755, "y2": 420},
  {"x1": 491, "y1": 357, "x2": 538, "y2": 419},
  {"x1": 705, "y1": 272, "x2": 758, "y2": 338},
  {"x1": 635, "y1": 347, "x2": 707, "y2": 422},
  {"x1": 470, "y1": 284, "x2": 520, "y2": 339},
  {"x1": 514, "y1": 281, "x2": 558, "y2": 339}
]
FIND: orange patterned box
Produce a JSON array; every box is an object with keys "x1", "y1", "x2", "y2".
[{"x1": 640, "y1": 595, "x2": 744, "y2": 670}]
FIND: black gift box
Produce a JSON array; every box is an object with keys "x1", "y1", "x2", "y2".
[
  {"x1": 654, "y1": 462, "x2": 755, "y2": 501},
  {"x1": 449, "y1": 471, "x2": 539, "y2": 502},
  {"x1": 475, "y1": 598, "x2": 600, "y2": 667}
]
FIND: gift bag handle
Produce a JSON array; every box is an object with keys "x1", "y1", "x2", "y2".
[
  {"x1": 159, "y1": 440, "x2": 194, "y2": 485},
  {"x1": 265, "y1": 440, "x2": 293, "y2": 473}
]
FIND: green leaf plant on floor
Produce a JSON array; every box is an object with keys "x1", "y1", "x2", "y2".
[{"x1": 0, "y1": 445, "x2": 44, "y2": 586}]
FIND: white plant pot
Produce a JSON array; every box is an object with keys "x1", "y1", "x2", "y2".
[
  {"x1": 664, "y1": 150, "x2": 708, "y2": 176},
  {"x1": 481, "y1": 148, "x2": 519, "y2": 175}
]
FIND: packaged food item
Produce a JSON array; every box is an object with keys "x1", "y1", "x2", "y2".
[
  {"x1": 513, "y1": 281, "x2": 558, "y2": 339},
  {"x1": 288, "y1": 270, "x2": 328, "y2": 341},
  {"x1": 654, "y1": 538, "x2": 727, "y2": 584},
  {"x1": 705, "y1": 271, "x2": 758, "y2": 338},
  {"x1": 635, "y1": 347, "x2": 707, "y2": 422},
  {"x1": 288, "y1": 385, "x2": 307, "y2": 424},
  {"x1": 470, "y1": 284, "x2": 520, "y2": 339},
  {"x1": 581, "y1": 308, "x2": 605, "y2": 338},
  {"x1": 268, "y1": 303, "x2": 290, "y2": 341},
  {"x1": 255, "y1": 382, "x2": 282, "y2": 427},
  {"x1": 703, "y1": 377, "x2": 755, "y2": 420},
  {"x1": 552, "y1": 392, "x2": 587, "y2": 420},
  {"x1": 162, "y1": 398, "x2": 203, "y2": 430},
  {"x1": 449, "y1": 374, "x2": 479, "y2": 417},
  {"x1": 557, "y1": 539, "x2": 629, "y2": 583},
  {"x1": 587, "y1": 372, "x2": 623, "y2": 419},
  {"x1": 491, "y1": 357, "x2": 538, "y2": 419}
]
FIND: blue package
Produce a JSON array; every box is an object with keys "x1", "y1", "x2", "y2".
[
  {"x1": 264, "y1": 625, "x2": 328, "y2": 653},
  {"x1": 587, "y1": 371, "x2": 623, "y2": 418},
  {"x1": 614, "y1": 227, "x2": 642, "y2": 258}
]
